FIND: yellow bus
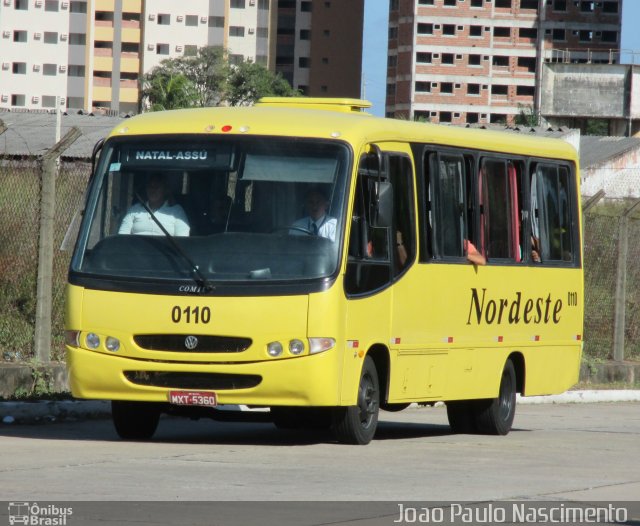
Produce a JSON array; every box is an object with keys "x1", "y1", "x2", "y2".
[{"x1": 65, "y1": 98, "x2": 583, "y2": 444}]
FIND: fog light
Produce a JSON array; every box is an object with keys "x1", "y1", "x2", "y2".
[
  {"x1": 289, "y1": 339, "x2": 305, "y2": 355},
  {"x1": 86, "y1": 332, "x2": 100, "y2": 349},
  {"x1": 267, "y1": 341, "x2": 283, "y2": 357},
  {"x1": 309, "y1": 337, "x2": 335, "y2": 354},
  {"x1": 105, "y1": 336, "x2": 120, "y2": 352}
]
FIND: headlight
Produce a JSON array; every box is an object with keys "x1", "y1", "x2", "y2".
[
  {"x1": 105, "y1": 336, "x2": 120, "y2": 352},
  {"x1": 86, "y1": 332, "x2": 100, "y2": 350},
  {"x1": 267, "y1": 341, "x2": 283, "y2": 357},
  {"x1": 309, "y1": 337, "x2": 335, "y2": 354},
  {"x1": 289, "y1": 339, "x2": 305, "y2": 355}
]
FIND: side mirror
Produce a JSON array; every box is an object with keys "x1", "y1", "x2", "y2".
[{"x1": 374, "y1": 181, "x2": 393, "y2": 228}]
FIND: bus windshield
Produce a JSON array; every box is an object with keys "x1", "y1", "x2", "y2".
[{"x1": 71, "y1": 135, "x2": 350, "y2": 288}]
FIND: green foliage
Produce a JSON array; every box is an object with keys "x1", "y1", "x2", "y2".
[
  {"x1": 226, "y1": 60, "x2": 298, "y2": 106},
  {"x1": 143, "y1": 71, "x2": 198, "y2": 111},
  {"x1": 514, "y1": 104, "x2": 539, "y2": 127},
  {"x1": 175, "y1": 46, "x2": 229, "y2": 107},
  {"x1": 142, "y1": 46, "x2": 297, "y2": 110},
  {"x1": 143, "y1": 47, "x2": 228, "y2": 110},
  {"x1": 584, "y1": 119, "x2": 609, "y2": 136}
]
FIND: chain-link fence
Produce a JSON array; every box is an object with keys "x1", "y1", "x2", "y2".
[
  {"x1": 0, "y1": 154, "x2": 89, "y2": 363},
  {"x1": 583, "y1": 200, "x2": 640, "y2": 361},
  {"x1": 0, "y1": 156, "x2": 41, "y2": 361}
]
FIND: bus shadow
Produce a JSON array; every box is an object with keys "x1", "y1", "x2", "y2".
[
  {"x1": 0, "y1": 416, "x2": 530, "y2": 446},
  {"x1": 374, "y1": 420, "x2": 453, "y2": 440}
]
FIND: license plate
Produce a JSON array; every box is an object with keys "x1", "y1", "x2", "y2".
[{"x1": 168, "y1": 390, "x2": 217, "y2": 407}]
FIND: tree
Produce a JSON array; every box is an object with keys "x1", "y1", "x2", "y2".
[
  {"x1": 142, "y1": 47, "x2": 228, "y2": 111},
  {"x1": 142, "y1": 47, "x2": 298, "y2": 112},
  {"x1": 226, "y1": 59, "x2": 298, "y2": 106},
  {"x1": 174, "y1": 46, "x2": 229, "y2": 107},
  {"x1": 142, "y1": 69, "x2": 198, "y2": 111}
]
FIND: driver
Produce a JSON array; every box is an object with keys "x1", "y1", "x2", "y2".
[
  {"x1": 290, "y1": 188, "x2": 337, "y2": 242},
  {"x1": 118, "y1": 173, "x2": 190, "y2": 236}
]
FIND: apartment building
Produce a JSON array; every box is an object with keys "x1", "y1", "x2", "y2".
[
  {"x1": 0, "y1": 0, "x2": 72, "y2": 109},
  {"x1": 275, "y1": 0, "x2": 364, "y2": 97},
  {"x1": 0, "y1": 0, "x2": 363, "y2": 113},
  {"x1": 386, "y1": 0, "x2": 623, "y2": 125}
]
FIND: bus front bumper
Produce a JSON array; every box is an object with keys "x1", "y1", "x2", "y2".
[{"x1": 66, "y1": 345, "x2": 343, "y2": 407}]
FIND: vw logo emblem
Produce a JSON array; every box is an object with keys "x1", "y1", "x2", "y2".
[{"x1": 184, "y1": 335, "x2": 199, "y2": 350}]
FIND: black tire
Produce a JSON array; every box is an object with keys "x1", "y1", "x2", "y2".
[
  {"x1": 271, "y1": 407, "x2": 332, "y2": 430},
  {"x1": 111, "y1": 401, "x2": 161, "y2": 440},
  {"x1": 475, "y1": 359, "x2": 517, "y2": 435},
  {"x1": 332, "y1": 356, "x2": 380, "y2": 445},
  {"x1": 446, "y1": 400, "x2": 479, "y2": 434}
]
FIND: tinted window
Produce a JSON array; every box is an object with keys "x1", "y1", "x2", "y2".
[
  {"x1": 531, "y1": 164, "x2": 574, "y2": 263},
  {"x1": 433, "y1": 154, "x2": 466, "y2": 258}
]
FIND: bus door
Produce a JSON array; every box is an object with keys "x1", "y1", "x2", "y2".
[
  {"x1": 342, "y1": 147, "x2": 394, "y2": 404},
  {"x1": 386, "y1": 150, "x2": 446, "y2": 401}
]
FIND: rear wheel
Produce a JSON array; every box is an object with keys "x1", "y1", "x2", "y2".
[
  {"x1": 332, "y1": 356, "x2": 379, "y2": 445},
  {"x1": 475, "y1": 359, "x2": 517, "y2": 435},
  {"x1": 111, "y1": 401, "x2": 161, "y2": 440}
]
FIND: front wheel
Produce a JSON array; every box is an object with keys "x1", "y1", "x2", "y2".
[
  {"x1": 332, "y1": 356, "x2": 380, "y2": 445},
  {"x1": 111, "y1": 401, "x2": 161, "y2": 440},
  {"x1": 475, "y1": 359, "x2": 517, "y2": 435}
]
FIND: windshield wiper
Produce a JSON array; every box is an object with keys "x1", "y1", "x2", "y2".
[{"x1": 135, "y1": 192, "x2": 214, "y2": 293}]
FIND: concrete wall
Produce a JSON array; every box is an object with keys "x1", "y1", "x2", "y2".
[
  {"x1": 581, "y1": 148, "x2": 640, "y2": 199},
  {"x1": 541, "y1": 63, "x2": 639, "y2": 119},
  {"x1": 632, "y1": 68, "x2": 640, "y2": 119}
]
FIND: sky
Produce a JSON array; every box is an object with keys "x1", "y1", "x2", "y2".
[{"x1": 362, "y1": 0, "x2": 640, "y2": 117}]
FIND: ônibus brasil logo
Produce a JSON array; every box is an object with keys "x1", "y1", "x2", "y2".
[{"x1": 8, "y1": 502, "x2": 72, "y2": 526}]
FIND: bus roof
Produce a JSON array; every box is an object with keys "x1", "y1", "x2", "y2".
[{"x1": 108, "y1": 98, "x2": 578, "y2": 163}]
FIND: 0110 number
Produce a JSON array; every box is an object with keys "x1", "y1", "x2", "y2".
[{"x1": 171, "y1": 306, "x2": 211, "y2": 324}]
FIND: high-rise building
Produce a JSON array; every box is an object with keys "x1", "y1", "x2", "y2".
[
  {"x1": 0, "y1": 0, "x2": 363, "y2": 113},
  {"x1": 386, "y1": 0, "x2": 623, "y2": 125},
  {"x1": 274, "y1": 0, "x2": 364, "y2": 97}
]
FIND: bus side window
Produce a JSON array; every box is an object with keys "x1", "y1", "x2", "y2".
[
  {"x1": 426, "y1": 152, "x2": 467, "y2": 260},
  {"x1": 531, "y1": 163, "x2": 575, "y2": 263},
  {"x1": 479, "y1": 158, "x2": 523, "y2": 262},
  {"x1": 345, "y1": 154, "x2": 392, "y2": 295},
  {"x1": 389, "y1": 155, "x2": 415, "y2": 275}
]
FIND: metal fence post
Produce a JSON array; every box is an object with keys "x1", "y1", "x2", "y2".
[
  {"x1": 33, "y1": 127, "x2": 81, "y2": 363},
  {"x1": 612, "y1": 198, "x2": 640, "y2": 362}
]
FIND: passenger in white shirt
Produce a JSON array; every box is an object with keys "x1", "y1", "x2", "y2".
[
  {"x1": 290, "y1": 188, "x2": 337, "y2": 242},
  {"x1": 118, "y1": 174, "x2": 190, "y2": 236}
]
